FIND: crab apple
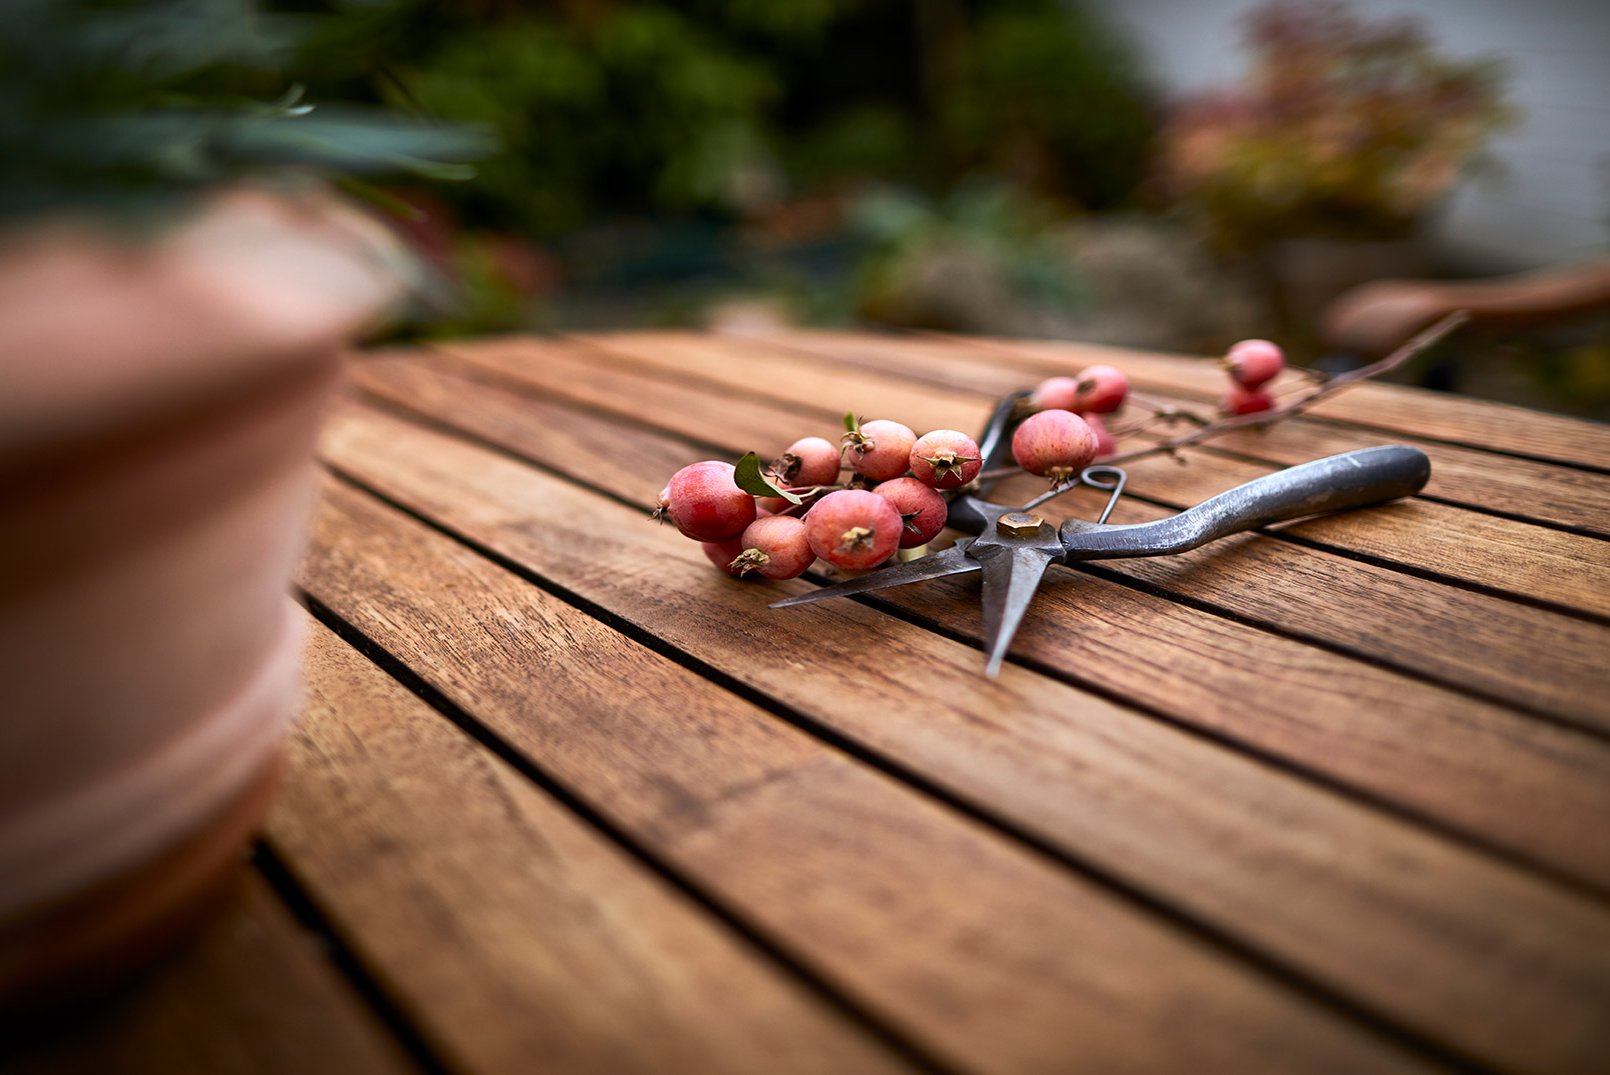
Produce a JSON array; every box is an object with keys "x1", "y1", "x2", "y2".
[
  {"x1": 1086, "y1": 413, "x2": 1117, "y2": 457},
  {"x1": 730, "y1": 515, "x2": 815, "y2": 579},
  {"x1": 804, "y1": 489, "x2": 902, "y2": 571},
  {"x1": 1028, "y1": 376, "x2": 1080, "y2": 413},
  {"x1": 666, "y1": 460, "x2": 756, "y2": 541},
  {"x1": 701, "y1": 537, "x2": 749, "y2": 577},
  {"x1": 1222, "y1": 382, "x2": 1275, "y2": 416},
  {"x1": 909, "y1": 429, "x2": 982, "y2": 490},
  {"x1": 1223, "y1": 339, "x2": 1285, "y2": 388},
  {"x1": 1012, "y1": 409, "x2": 1097, "y2": 485},
  {"x1": 771, "y1": 436, "x2": 841, "y2": 488},
  {"x1": 1073, "y1": 365, "x2": 1129, "y2": 413},
  {"x1": 845, "y1": 419, "x2": 917, "y2": 481},
  {"x1": 873, "y1": 477, "x2": 949, "y2": 548},
  {"x1": 755, "y1": 496, "x2": 792, "y2": 516}
]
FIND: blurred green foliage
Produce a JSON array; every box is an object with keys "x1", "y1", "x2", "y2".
[{"x1": 290, "y1": 0, "x2": 1156, "y2": 240}]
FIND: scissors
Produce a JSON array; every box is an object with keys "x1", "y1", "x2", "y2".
[{"x1": 772, "y1": 391, "x2": 1431, "y2": 676}]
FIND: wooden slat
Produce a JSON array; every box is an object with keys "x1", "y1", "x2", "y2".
[
  {"x1": 267, "y1": 612, "x2": 910, "y2": 1075},
  {"x1": 442, "y1": 336, "x2": 1610, "y2": 728},
  {"x1": 2, "y1": 873, "x2": 418, "y2": 1075},
  {"x1": 724, "y1": 328, "x2": 1610, "y2": 537},
  {"x1": 321, "y1": 396, "x2": 1610, "y2": 1075},
  {"x1": 568, "y1": 331, "x2": 1610, "y2": 613},
  {"x1": 780, "y1": 328, "x2": 1610, "y2": 471},
  {"x1": 300, "y1": 475, "x2": 1431, "y2": 1075},
  {"x1": 352, "y1": 354, "x2": 1610, "y2": 895}
]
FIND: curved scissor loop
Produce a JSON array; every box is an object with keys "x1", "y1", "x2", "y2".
[{"x1": 1079, "y1": 465, "x2": 1128, "y2": 526}]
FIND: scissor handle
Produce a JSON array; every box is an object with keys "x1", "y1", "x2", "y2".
[{"x1": 1058, "y1": 445, "x2": 1431, "y2": 560}]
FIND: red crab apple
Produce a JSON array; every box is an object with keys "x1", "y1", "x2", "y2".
[
  {"x1": 909, "y1": 429, "x2": 982, "y2": 490},
  {"x1": 1073, "y1": 365, "x2": 1128, "y2": 413},
  {"x1": 772, "y1": 436, "x2": 841, "y2": 488},
  {"x1": 1222, "y1": 382, "x2": 1275, "y2": 416},
  {"x1": 665, "y1": 460, "x2": 756, "y2": 541},
  {"x1": 1028, "y1": 376, "x2": 1080, "y2": 413},
  {"x1": 701, "y1": 537, "x2": 749, "y2": 577},
  {"x1": 804, "y1": 489, "x2": 902, "y2": 570},
  {"x1": 1012, "y1": 409, "x2": 1097, "y2": 485},
  {"x1": 873, "y1": 477, "x2": 949, "y2": 548},
  {"x1": 731, "y1": 516, "x2": 816, "y2": 579},
  {"x1": 1224, "y1": 339, "x2": 1285, "y2": 388},
  {"x1": 845, "y1": 419, "x2": 917, "y2": 482}
]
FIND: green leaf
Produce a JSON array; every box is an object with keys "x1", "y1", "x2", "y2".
[
  {"x1": 843, "y1": 411, "x2": 858, "y2": 434},
  {"x1": 734, "y1": 451, "x2": 802, "y2": 504}
]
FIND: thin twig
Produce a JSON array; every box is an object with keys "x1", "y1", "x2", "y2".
[{"x1": 1099, "y1": 310, "x2": 1469, "y2": 466}]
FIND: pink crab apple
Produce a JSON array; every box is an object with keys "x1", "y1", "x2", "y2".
[
  {"x1": 804, "y1": 489, "x2": 902, "y2": 570},
  {"x1": 873, "y1": 477, "x2": 949, "y2": 548},
  {"x1": 1223, "y1": 339, "x2": 1285, "y2": 388},
  {"x1": 1086, "y1": 413, "x2": 1117, "y2": 457},
  {"x1": 909, "y1": 429, "x2": 982, "y2": 490},
  {"x1": 771, "y1": 436, "x2": 841, "y2": 489},
  {"x1": 1073, "y1": 365, "x2": 1128, "y2": 413},
  {"x1": 1012, "y1": 409, "x2": 1097, "y2": 485},
  {"x1": 1222, "y1": 382, "x2": 1276, "y2": 416},
  {"x1": 665, "y1": 460, "x2": 756, "y2": 541},
  {"x1": 1028, "y1": 376, "x2": 1080, "y2": 413},
  {"x1": 701, "y1": 537, "x2": 749, "y2": 578},
  {"x1": 845, "y1": 419, "x2": 917, "y2": 482},
  {"x1": 729, "y1": 516, "x2": 816, "y2": 579}
]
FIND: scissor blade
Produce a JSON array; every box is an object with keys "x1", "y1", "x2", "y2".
[
  {"x1": 769, "y1": 542, "x2": 980, "y2": 608},
  {"x1": 975, "y1": 545, "x2": 1057, "y2": 677}
]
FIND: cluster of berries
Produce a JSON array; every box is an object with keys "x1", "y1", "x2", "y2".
[
  {"x1": 1219, "y1": 339, "x2": 1286, "y2": 415},
  {"x1": 657, "y1": 419, "x2": 984, "y2": 579},
  {"x1": 659, "y1": 343, "x2": 1292, "y2": 581}
]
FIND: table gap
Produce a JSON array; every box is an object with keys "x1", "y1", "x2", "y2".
[{"x1": 249, "y1": 841, "x2": 456, "y2": 1075}]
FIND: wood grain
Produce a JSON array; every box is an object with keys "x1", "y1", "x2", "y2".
[
  {"x1": 350, "y1": 353, "x2": 1610, "y2": 895},
  {"x1": 268, "y1": 611, "x2": 910, "y2": 1075},
  {"x1": 319, "y1": 398, "x2": 1610, "y2": 1075},
  {"x1": 1, "y1": 873, "x2": 418, "y2": 1075},
  {"x1": 435, "y1": 335, "x2": 1610, "y2": 728},
  {"x1": 299, "y1": 476, "x2": 1434, "y2": 1075}
]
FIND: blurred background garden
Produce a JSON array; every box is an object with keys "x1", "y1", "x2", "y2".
[{"x1": 11, "y1": 0, "x2": 1610, "y2": 415}]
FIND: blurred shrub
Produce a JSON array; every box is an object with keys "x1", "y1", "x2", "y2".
[
  {"x1": 1161, "y1": 0, "x2": 1514, "y2": 249},
  {"x1": 304, "y1": 0, "x2": 1153, "y2": 238},
  {"x1": 394, "y1": 7, "x2": 784, "y2": 237}
]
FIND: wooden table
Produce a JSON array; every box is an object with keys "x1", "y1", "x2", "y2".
[{"x1": 14, "y1": 330, "x2": 1610, "y2": 1074}]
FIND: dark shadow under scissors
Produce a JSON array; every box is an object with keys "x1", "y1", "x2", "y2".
[{"x1": 772, "y1": 391, "x2": 1431, "y2": 676}]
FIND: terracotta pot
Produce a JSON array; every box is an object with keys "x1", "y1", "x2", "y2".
[{"x1": 0, "y1": 191, "x2": 402, "y2": 1000}]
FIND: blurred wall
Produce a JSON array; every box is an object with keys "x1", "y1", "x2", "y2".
[{"x1": 1095, "y1": 0, "x2": 1610, "y2": 271}]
